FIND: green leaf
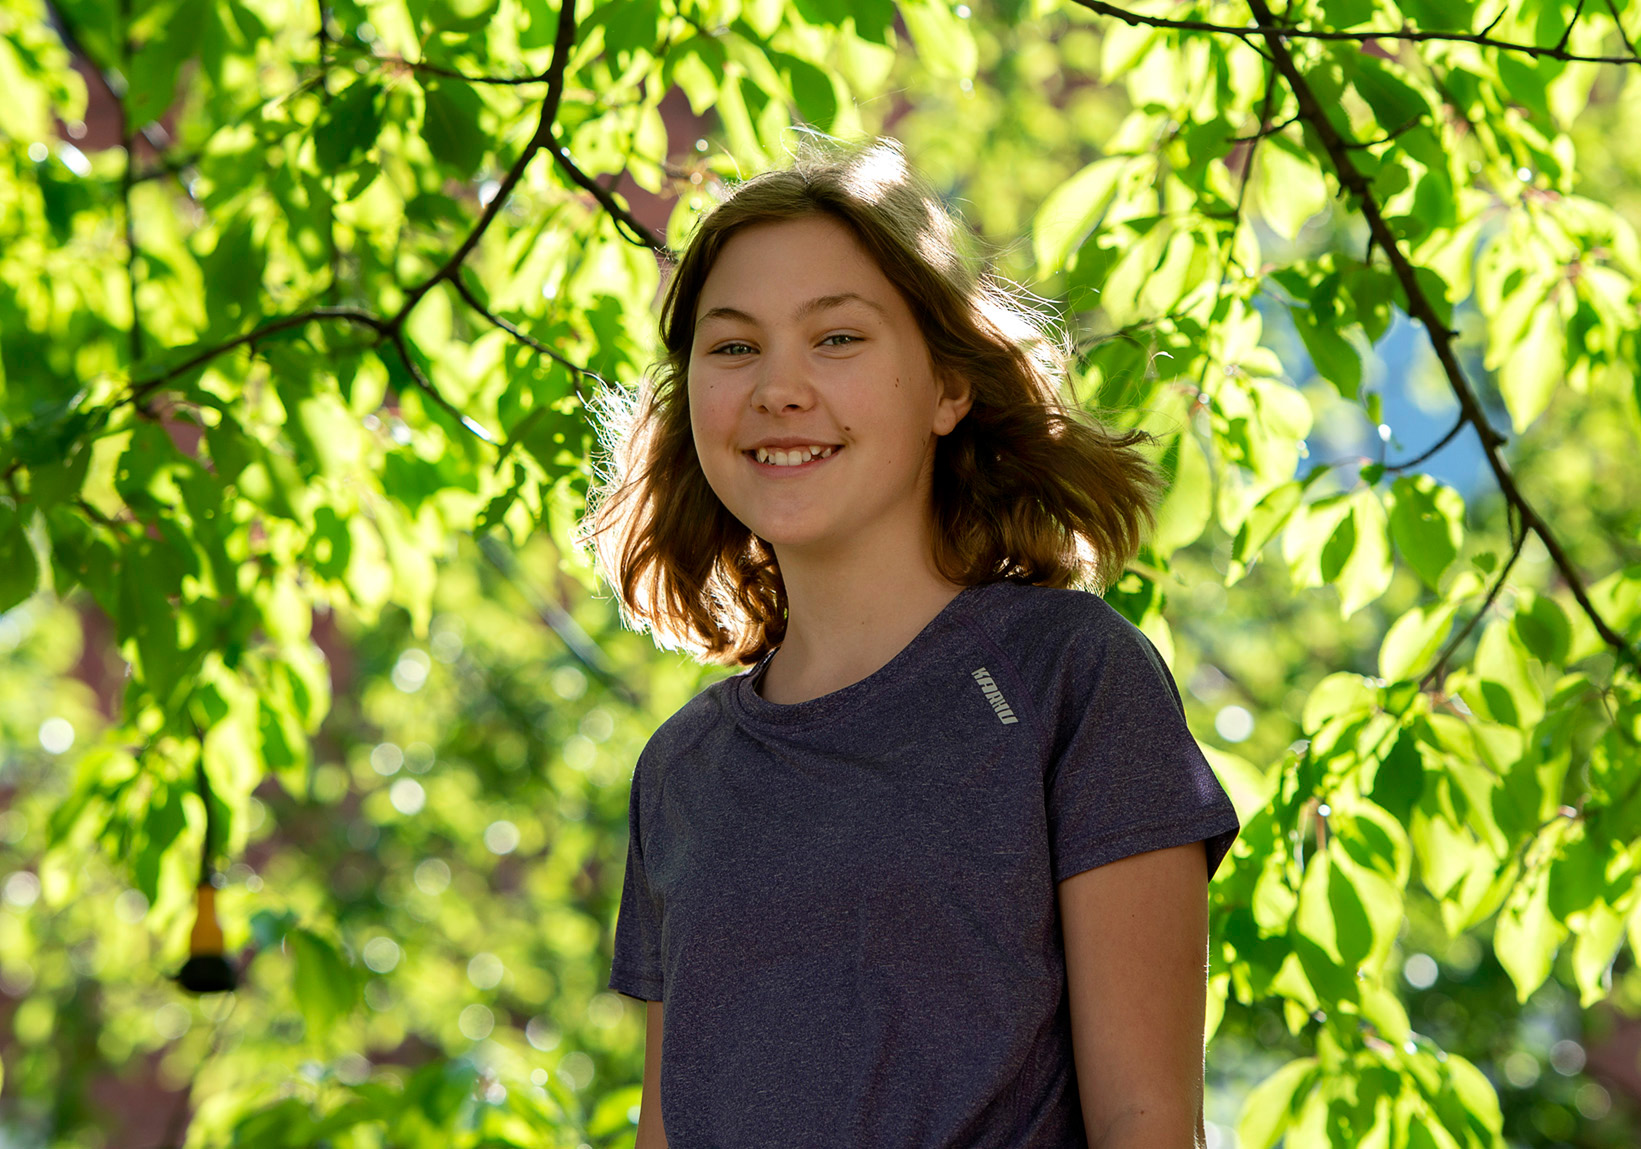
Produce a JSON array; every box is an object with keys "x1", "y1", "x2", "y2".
[
  {"x1": 666, "y1": 38, "x2": 725, "y2": 115},
  {"x1": 1285, "y1": 493, "x2": 1353, "y2": 591},
  {"x1": 1351, "y1": 56, "x2": 1431, "y2": 132},
  {"x1": 314, "y1": 80, "x2": 383, "y2": 170},
  {"x1": 899, "y1": 0, "x2": 978, "y2": 80},
  {"x1": 1386, "y1": 474, "x2": 1464, "y2": 590},
  {"x1": 1379, "y1": 600, "x2": 1458, "y2": 683},
  {"x1": 1290, "y1": 306, "x2": 1361, "y2": 399},
  {"x1": 1493, "y1": 867, "x2": 1566, "y2": 1002},
  {"x1": 1152, "y1": 428, "x2": 1212, "y2": 556},
  {"x1": 1228, "y1": 475, "x2": 1315, "y2": 585},
  {"x1": 1256, "y1": 135, "x2": 1329, "y2": 241},
  {"x1": 1331, "y1": 844, "x2": 1404, "y2": 972},
  {"x1": 1498, "y1": 299, "x2": 1564, "y2": 433},
  {"x1": 126, "y1": 0, "x2": 208, "y2": 127},
  {"x1": 1367, "y1": 731, "x2": 1425, "y2": 822},
  {"x1": 420, "y1": 79, "x2": 486, "y2": 178},
  {"x1": 1465, "y1": 618, "x2": 1544, "y2": 728},
  {"x1": 1033, "y1": 156, "x2": 1128, "y2": 273},
  {"x1": 1321, "y1": 0, "x2": 1376, "y2": 26},
  {"x1": 426, "y1": 0, "x2": 501, "y2": 33},
  {"x1": 779, "y1": 54, "x2": 839, "y2": 130},
  {"x1": 0, "y1": 36, "x2": 54, "y2": 141},
  {"x1": 287, "y1": 928, "x2": 359, "y2": 1035},
  {"x1": 133, "y1": 781, "x2": 187, "y2": 903},
  {"x1": 0, "y1": 504, "x2": 40, "y2": 612},
  {"x1": 1323, "y1": 489, "x2": 1393, "y2": 618},
  {"x1": 1296, "y1": 842, "x2": 1398, "y2": 973},
  {"x1": 1511, "y1": 588, "x2": 1571, "y2": 666},
  {"x1": 1238, "y1": 1057, "x2": 1319, "y2": 1149},
  {"x1": 1441, "y1": 1053, "x2": 1504, "y2": 1135}
]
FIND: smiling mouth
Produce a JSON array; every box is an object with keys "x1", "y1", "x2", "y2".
[{"x1": 747, "y1": 445, "x2": 842, "y2": 467}]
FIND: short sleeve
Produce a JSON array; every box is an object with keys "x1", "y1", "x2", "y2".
[
  {"x1": 609, "y1": 763, "x2": 665, "y2": 1001},
  {"x1": 1045, "y1": 616, "x2": 1241, "y2": 883}
]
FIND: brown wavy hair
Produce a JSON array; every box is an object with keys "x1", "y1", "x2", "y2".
[{"x1": 578, "y1": 138, "x2": 1164, "y2": 665}]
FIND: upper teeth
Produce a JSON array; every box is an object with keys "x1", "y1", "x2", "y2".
[{"x1": 755, "y1": 445, "x2": 836, "y2": 466}]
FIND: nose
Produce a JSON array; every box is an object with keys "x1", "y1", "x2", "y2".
[{"x1": 748, "y1": 339, "x2": 815, "y2": 414}]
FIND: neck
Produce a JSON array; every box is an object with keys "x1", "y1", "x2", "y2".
[{"x1": 760, "y1": 511, "x2": 967, "y2": 705}]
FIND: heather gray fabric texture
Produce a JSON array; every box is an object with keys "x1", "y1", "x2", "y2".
[{"x1": 610, "y1": 579, "x2": 1241, "y2": 1148}]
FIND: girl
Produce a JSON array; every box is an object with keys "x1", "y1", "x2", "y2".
[{"x1": 581, "y1": 139, "x2": 1240, "y2": 1148}]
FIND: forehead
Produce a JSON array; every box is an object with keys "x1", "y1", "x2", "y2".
[{"x1": 694, "y1": 215, "x2": 902, "y2": 321}]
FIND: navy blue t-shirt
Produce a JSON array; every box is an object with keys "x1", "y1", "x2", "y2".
[{"x1": 610, "y1": 580, "x2": 1241, "y2": 1147}]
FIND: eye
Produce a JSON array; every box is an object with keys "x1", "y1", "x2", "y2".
[
  {"x1": 710, "y1": 340, "x2": 757, "y2": 356},
  {"x1": 820, "y1": 333, "x2": 861, "y2": 347}
]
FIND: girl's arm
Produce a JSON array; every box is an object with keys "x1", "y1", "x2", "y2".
[
  {"x1": 635, "y1": 1001, "x2": 669, "y2": 1148},
  {"x1": 1057, "y1": 842, "x2": 1211, "y2": 1149}
]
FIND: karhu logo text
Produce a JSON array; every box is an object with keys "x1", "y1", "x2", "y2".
[{"x1": 971, "y1": 668, "x2": 1019, "y2": 725}]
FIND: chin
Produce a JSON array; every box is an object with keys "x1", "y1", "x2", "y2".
[{"x1": 739, "y1": 517, "x2": 836, "y2": 551}]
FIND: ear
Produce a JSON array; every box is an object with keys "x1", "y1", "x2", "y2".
[{"x1": 932, "y1": 368, "x2": 974, "y2": 437}]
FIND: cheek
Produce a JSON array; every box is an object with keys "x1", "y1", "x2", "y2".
[{"x1": 688, "y1": 384, "x2": 736, "y2": 454}]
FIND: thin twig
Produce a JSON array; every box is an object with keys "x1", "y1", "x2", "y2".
[
  {"x1": 317, "y1": 0, "x2": 340, "y2": 305},
  {"x1": 1555, "y1": 0, "x2": 1589, "y2": 54},
  {"x1": 450, "y1": 271, "x2": 605, "y2": 383},
  {"x1": 475, "y1": 534, "x2": 641, "y2": 707},
  {"x1": 382, "y1": 328, "x2": 498, "y2": 443},
  {"x1": 127, "y1": 308, "x2": 385, "y2": 402},
  {"x1": 1603, "y1": 0, "x2": 1641, "y2": 61},
  {"x1": 1072, "y1": 0, "x2": 1641, "y2": 66},
  {"x1": 1384, "y1": 413, "x2": 1467, "y2": 472},
  {"x1": 1421, "y1": 504, "x2": 1527, "y2": 692},
  {"x1": 1229, "y1": 112, "x2": 1298, "y2": 142},
  {"x1": 551, "y1": 146, "x2": 670, "y2": 252},
  {"x1": 119, "y1": 0, "x2": 141, "y2": 372},
  {"x1": 1343, "y1": 115, "x2": 1425, "y2": 149},
  {"x1": 362, "y1": 49, "x2": 562, "y2": 85}
]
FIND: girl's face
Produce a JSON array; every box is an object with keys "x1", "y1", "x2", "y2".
[{"x1": 686, "y1": 215, "x2": 971, "y2": 558}]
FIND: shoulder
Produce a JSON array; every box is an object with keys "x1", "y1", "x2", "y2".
[
  {"x1": 955, "y1": 581, "x2": 1182, "y2": 720},
  {"x1": 631, "y1": 671, "x2": 743, "y2": 789},
  {"x1": 958, "y1": 580, "x2": 1155, "y2": 669}
]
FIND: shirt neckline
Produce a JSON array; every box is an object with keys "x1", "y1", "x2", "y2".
[{"x1": 728, "y1": 582, "x2": 993, "y2": 730}]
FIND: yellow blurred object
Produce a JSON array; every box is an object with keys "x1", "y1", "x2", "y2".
[{"x1": 189, "y1": 883, "x2": 224, "y2": 956}]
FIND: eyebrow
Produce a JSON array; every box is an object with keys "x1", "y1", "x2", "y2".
[{"x1": 696, "y1": 292, "x2": 889, "y2": 329}]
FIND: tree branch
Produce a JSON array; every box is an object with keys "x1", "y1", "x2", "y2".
[
  {"x1": 475, "y1": 533, "x2": 641, "y2": 707},
  {"x1": 1606, "y1": 0, "x2": 1641, "y2": 59},
  {"x1": 317, "y1": 0, "x2": 340, "y2": 305},
  {"x1": 1229, "y1": 112, "x2": 1297, "y2": 142},
  {"x1": 1383, "y1": 412, "x2": 1466, "y2": 472},
  {"x1": 450, "y1": 271, "x2": 606, "y2": 383},
  {"x1": 119, "y1": 3, "x2": 584, "y2": 441},
  {"x1": 551, "y1": 146, "x2": 670, "y2": 252},
  {"x1": 385, "y1": 0, "x2": 580, "y2": 332},
  {"x1": 365, "y1": 51, "x2": 566, "y2": 85},
  {"x1": 125, "y1": 308, "x2": 386, "y2": 403},
  {"x1": 1555, "y1": 0, "x2": 1589, "y2": 55},
  {"x1": 1236, "y1": 0, "x2": 1641, "y2": 671},
  {"x1": 1421, "y1": 505, "x2": 1527, "y2": 692},
  {"x1": 1192, "y1": 60, "x2": 1278, "y2": 396},
  {"x1": 1072, "y1": 0, "x2": 1641, "y2": 66},
  {"x1": 119, "y1": 0, "x2": 142, "y2": 374},
  {"x1": 382, "y1": 328, "x2": 498, "y2": 444}
]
